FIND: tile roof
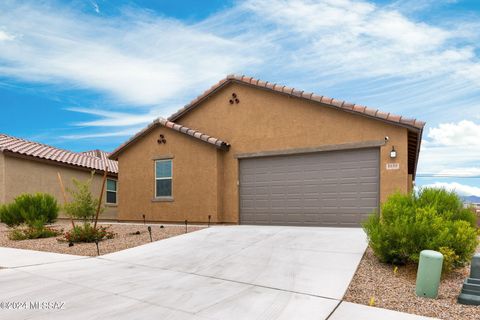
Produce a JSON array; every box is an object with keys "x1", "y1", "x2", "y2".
[
  {"x1": 81, "y1": 149, "x2": 112, "y2": 163},
  {"x1": 0, "y1": 134, "x2": 118, "y2": 174},
  {"x1": 109, "y1": 117, "x2": 230, "y2": 160},
  {"x1": 169, "y1": 74, "x2": 426, "y2": 131}
]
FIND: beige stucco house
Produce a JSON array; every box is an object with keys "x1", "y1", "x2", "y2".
[
  {"x1": 110, "y1": 75, "x2": 425, "y2": 227},
  {"x1": 0, "y1": 134, "x2": 118, "y2": 220}
]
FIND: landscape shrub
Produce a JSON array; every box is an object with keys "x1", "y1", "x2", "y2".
[
  {"x1": 363, "y1": 188, "x2": 479, "y2": 271},
  {"x1": 0, "y1": 202, "x2": 24, "y2": 227},
  {"x1": 64, "y1": 223, "x2": 115, "y2": 243},
  {"x1": 0, "y1": 193, "x2": 59, "y2": 227},
  {"x1": 61, "y1": 173, "x2": 112, "y2": 243},
  {"x1": 64, "y1": 173, "x2": 103, "y2": 222},
  {"x1": 439, "y1": 247, "x2": 459, "y2": 274},
  {"x1": 9, "y1": 222, "x2": 61, "y2": 240}
]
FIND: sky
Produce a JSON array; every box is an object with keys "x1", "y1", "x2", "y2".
[{"x1": 1, "y1": 0, "x2": 480, "y2": 196}]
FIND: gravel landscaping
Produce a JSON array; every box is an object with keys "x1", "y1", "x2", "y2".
[
  {"x1": 0, "y1": 221, "x2": 204, "y2": 256},
  {"x1": 345, "y1": 245, "x2": 480, "y2": 320}
]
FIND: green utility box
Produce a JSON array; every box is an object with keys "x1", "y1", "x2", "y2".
[{"x1": 416, "y1": 250, "x2": 443, "y2": 298}]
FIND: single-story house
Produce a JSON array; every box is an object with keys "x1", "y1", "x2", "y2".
[
  {"x1": 0, "y1": 134, "x2": 118, "y2": 220},
  {"x1": 109, "y1": 75, "x2": 425, "y2": 227}
]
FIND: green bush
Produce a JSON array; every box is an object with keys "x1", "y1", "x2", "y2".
[
  {"x1": 0, "y1": 193, "x2": 59, "y2": 227},
  {"x1": 363, "y1": 188, "x2": 479, "y2": 270},
  {"x1": 439, "y1": 247, "x2": 459, "y2": 274},
  {"x1": 63, "y1": 223, "x2": 115, "y2": 243},
  {"x1": 9, "y1": 224, "x2": 61, "y2": 241},
  {"x1": 64, "y1": 173, "x2": 103, "y2": 222},
  {"x1": 0, "y1": 203, "x2": 24, "y2": 227}
]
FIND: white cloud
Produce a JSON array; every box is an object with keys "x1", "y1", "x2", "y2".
[
  {"x1": 91, "y1": 1, "x2": 100, "y2": 14},
  {"x1": 421, "y1": 182, "x2": 480, "y2": 197},
  {"x1": 417, "y1": 120, "x2": 480, "y2": 178},
  {"x1": 60, "y1": 127, "x2": 141, "y2": 140},
  {"x1": 0, "y1": 2, "x2": 261, "y2": 106},
  {"x1": 0, "y1": 30, "x2": 14, "y2": 41},
  {"x1": 67, "y1": 107, "x2": 155, "y2": 127},
  {"x1": 427, "y1": 120, "x2": 480, "y2": 146},
  {"x1": 1, "y1": 0, "x2": 480, "y2": 148}
]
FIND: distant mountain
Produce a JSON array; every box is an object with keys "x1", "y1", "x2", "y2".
[{"x1": 461, "y1": 195, "x2": 480, "y2": 203}]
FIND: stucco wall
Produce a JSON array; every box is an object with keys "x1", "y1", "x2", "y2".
[
  {"x1": 177, "y1": 83, "x2": 409, "y2": 223},
  {"x1": 3, "y1": 155, "x2": 117, "y2": 220},
  {"x1": 116, "y1": 82, "x2": 411, "y2": 224},
  {"x1": 117, "y1": 126, "x2": 219, "y2": 222},
  {"x1": 0, "y1": 152, "x2": 5, "y2": 204}
]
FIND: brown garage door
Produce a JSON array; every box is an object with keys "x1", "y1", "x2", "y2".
[{"x1": 239, "y1": 148, "x2": 379, "y2": 227}]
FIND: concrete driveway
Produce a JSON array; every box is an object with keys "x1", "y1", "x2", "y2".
[{"x1": 0, "y1": 226, "x2": 433, "y2": 319}]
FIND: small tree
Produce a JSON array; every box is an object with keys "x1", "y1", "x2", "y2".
[
  {"x1": 64, "y1": 172, "x2": 104, "y2": 223},
  {"x1": 62, "y1": 172, "x2": 114, "y2": 243}
]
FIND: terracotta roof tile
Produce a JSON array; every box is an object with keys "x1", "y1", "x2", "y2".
[
  {"x1": 375, "y1": 110, "x2": 389, "y2": 120},
  {"x1": 363, "y1": 107, "x2": 378, "y2": 117},
  {"x1": 109, "y1": 117, "x2": 230, "y2": 159},
  {"x1": 387, "y1": 114, "x2": 401, "y2": 122},
  {"x1": 168, "y1": 75, "x2": 425, "y2": 131},
  {"x1": 400, "y1": 117, "x2": 416, "y2": 126},
  {"x1": 321, "y1": 96, "x2": 333, "y2": 104},
  {"x1": 283, "y1": 86, "x2": 294, "y2": 94},
  {"x1": 330, "y1": 99, "x2": 343, "y2": 108},
  {"x1": 342, "y1": 102, "x2": 355, "y2": 110},
  {"x1": 353, "y1": 104, "x2": 367, "y2": 113},
  {"x1": 242, "y1": 76, "x2": 253, "y2": 83},
  {"x1": 265, "y1": 82, "x2": 275, "y2": 90},
  {"x1": 0, "y1": 134, "x2": 118, "y2": 174}
]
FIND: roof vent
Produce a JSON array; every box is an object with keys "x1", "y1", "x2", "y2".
[{"x1": 229, "y1": 93, "x2": 239, "y2": 104}]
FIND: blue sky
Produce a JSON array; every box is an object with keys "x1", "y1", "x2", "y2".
[{"x1": 1, "y1": 0, "x2": 480, "y2": 196}]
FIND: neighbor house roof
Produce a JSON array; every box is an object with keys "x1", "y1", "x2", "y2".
[
  {"x1": 81, "y1": 149, "x2": 112, "y2": 162},
  {"x1": 0, "y1": 133, "x2": 118, "y2": 174},
  {"x1": 109, "y1": 117, "x2": 230, "y2": 160},
  {"x1": 168, "y1": 74, "x2": 425, "y2": 177},
  {"x1": 169, "y1": 74, "x2": 426, "y2": 131}
]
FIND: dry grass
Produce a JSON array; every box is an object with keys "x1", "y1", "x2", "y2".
[
  {"x1": 0, "y1": 221, "x2": 204, "y2": 256},
  {"x1": 344, "y1": 246, "x2": 480, "y2": 320}
]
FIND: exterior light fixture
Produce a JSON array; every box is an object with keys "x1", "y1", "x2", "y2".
[
  {"x1": 390, "y1": 146, "x2": 397, "y2": 159},
  {"x1": 147, "y1": 226, "x2": 152, "y2": 242}
]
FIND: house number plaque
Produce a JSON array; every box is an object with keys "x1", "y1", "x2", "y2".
[{"x1": 386, "y1": 163, "x2": 400, "y2": 170}]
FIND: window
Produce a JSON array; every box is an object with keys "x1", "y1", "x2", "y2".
[
  {"x1": 106, "y1": 179, "x2": 117, "y2": 204},
  {"x1": 155, "y1": 159, "x2": 172, "y2": 198}
]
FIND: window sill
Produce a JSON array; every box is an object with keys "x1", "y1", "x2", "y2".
[
  {"x1": 152, "y1": 197, "x2": 174, "y2": 202},
  {"x1": 105, "y1": 203, "x2": 118, "y2": 207}
]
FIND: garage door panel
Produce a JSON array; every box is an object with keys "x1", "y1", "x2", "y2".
[{"x1": 239, "y1": 148, "x2": 379, "y2": 227}]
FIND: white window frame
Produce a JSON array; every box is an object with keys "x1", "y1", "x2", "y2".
[
  {"x1": 106, "y1": 178, "x2": 117, "y2": 205},
  {"x1": 155, "y1": 159, "x2": 173, "y2": 198}
]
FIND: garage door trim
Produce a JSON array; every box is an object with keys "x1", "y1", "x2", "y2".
[{"x1": 235, "y1": 140, "x2": 385, "y2": 159}]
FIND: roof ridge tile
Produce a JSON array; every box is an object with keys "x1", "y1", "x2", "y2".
[
  {"x1": 167, "y1": 74, "x2": 425, "y2": 131},
  {"x1": 109, "y1": 118, "x2": 230, "y2": 159}
]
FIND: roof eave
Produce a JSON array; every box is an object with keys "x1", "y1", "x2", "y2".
[
  {"x1": 169, "y1": 77, "x2": 425, "y2": 133},
  {"x1": 412, "y1": 127, "x2": 424, "y2": 180},
  {"x1": 109, "y1": 119, "x2": 230, "y2": 160}
]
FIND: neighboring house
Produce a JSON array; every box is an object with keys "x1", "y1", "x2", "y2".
[
  {"x1": 464, "y1": 202, "x2": 480, "y2": 214},
  {"x1": 0, "y1": 134, "x2": 118, "y2": 220},
  {"x1": 109, "y1": 75, "x2": 425, "y2": 227}
]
